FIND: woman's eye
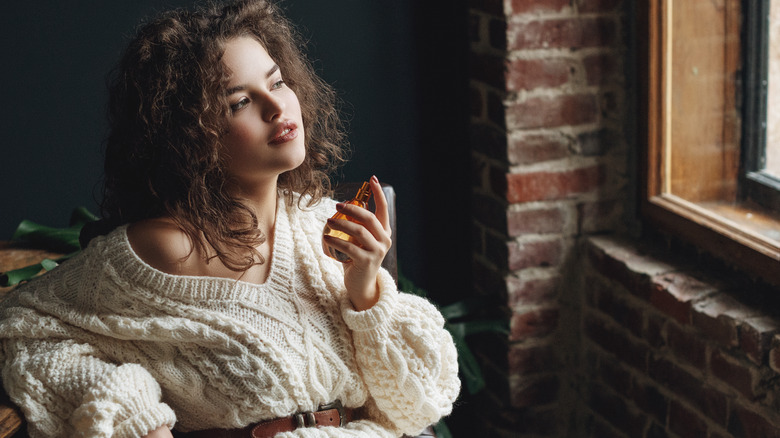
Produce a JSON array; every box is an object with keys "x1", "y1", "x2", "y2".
[
  {"x1": 271, "y1": 80, "x2": 285, "y2": 90},
  {"x1": 230, "y1": 97, "x2": 249, "y2": 112}
]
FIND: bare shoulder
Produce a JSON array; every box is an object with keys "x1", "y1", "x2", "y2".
[{"x1": 126, "y1": 217, "x2": 198, "y2": 275}]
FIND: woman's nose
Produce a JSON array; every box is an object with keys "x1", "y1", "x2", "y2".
[{"x1": 262, "y1": 94, "x2": 285, "y2": 122}]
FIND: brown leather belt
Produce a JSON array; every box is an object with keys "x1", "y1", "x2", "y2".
[{"x1": 179, "y1": 400, "x2": 355, "y2": 438}]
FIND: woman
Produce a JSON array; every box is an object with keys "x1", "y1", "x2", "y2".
[{"x1": 0, "y1": 1, "x2": 459, "y2": 437}]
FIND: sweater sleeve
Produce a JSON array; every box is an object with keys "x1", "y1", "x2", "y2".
[
  {"x1": 1, "y1": 337, "x2": 176, "y2": 438},
  {"x1": 339, "y1": 269, "x2": 460, "y2": 436}
]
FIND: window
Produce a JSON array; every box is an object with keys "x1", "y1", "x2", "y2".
[
  {"x1": 640, "y1": 0, "x2": 780, "y2": 284},
  {"x1": 744, "y1": 0, "x2": 780, "y2": 213}
]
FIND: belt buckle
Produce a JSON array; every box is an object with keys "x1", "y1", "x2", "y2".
[
  {"x1": 293, "y1": 411, "x2": 316, "y2": 428},
  {"x1": 317, "y1": 399, "x2": 346, "y2": 427},
  {"x1": 293, "y1": 399, "x2": 346, "y2": 429}
]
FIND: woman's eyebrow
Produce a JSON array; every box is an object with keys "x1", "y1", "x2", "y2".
[{"x1": 225, "y1": 64, "x2": 280, "y2": 95}]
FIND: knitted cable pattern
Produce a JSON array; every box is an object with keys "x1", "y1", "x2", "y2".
[{"x1": 0, "y1": 194, "x2": 460, "y2": 438}]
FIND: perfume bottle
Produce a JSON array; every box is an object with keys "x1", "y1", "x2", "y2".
[{"x1": 323, "y1": 181, "x2": 373, "y2": 262}]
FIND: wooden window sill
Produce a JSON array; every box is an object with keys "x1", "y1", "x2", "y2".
[{"x1": 643, "y1": 195, "x2": 780, "y2": 286}]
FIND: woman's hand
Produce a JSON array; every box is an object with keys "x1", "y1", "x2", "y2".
[
  {"x1": 323, "y1": 175, "x2": 393, "y2": 311},
  {"x1": 142, "y1": 426, "x2": 173, "y2": 438}
]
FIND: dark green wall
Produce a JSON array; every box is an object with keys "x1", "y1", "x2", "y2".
[{"x1": 1, "y1": 1, "x2": 470, "y2": 299}]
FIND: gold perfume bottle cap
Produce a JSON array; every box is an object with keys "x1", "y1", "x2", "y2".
[{"x1": 354, "y1": 181, "x2": 372, "y2": 204}]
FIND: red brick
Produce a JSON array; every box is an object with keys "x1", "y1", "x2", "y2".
[
  {"x1": 710, "y1": 349, "x2": 762, "y2": 400},
  {"x1": 507, "y1": 133, "x2": 572, "y2": 165},
  {"x1": 629, "y1": 380, "x2": 669, "y2": 425},
  {"x1": 508, "y1": 342, "x2": 560, "y2": 375},
  {"x1": 484, "y1": 231, "x2": 510, "y2": 270},
  {"x1": 506, "y1": 58, "x2": 571, "y2": 92},
  {"x1": 472, "y1": 259, "x2": 508, "y2": 299},
  {"x1": 739, "y1": 316, "x2": 780, "y2": 365},
  {"x1": 594, "y1": 354, "x2": 669, "y2": 424},
  {"x1": 587, "y1": 381, "x2": 649, "y2": 437},
  {"x1": 471, "y1": 123, "x2": 508, "y2": 160},
  {"x1": 511, "y1": 375, "x2": 561, "y2": 408},
  {"x1": 469, "y1": 0, "x2": 504, "y2": 15},
  {"x1": 578, "y1": 199, "x2": 622, "y2": 234},
  {"x1": 648, "y1": 356, "x2": 728, "y2": 426},
  {"x1": 507, "y1": 206, "x2": 566, "y2": 236},
  {"x1": 589, "y1": 416, "x2": 625, "y2": 438},
  {"x1": 649, "y1": 288, "x2": 692, "y2": 326},
  {"x1": 644, "y1": 312, "x2": 666, "y2": 349},
  {"x1": 585, "y1": 312, "x2": 648, "y2": 371},
  {"x1": 583, "y1": 273, "x2": 601, "y2": 307},
  {"x1": 585, "y1": 237, "x2": 677, "y2": 300},
  {"x1": 507, "y1": 93, "x2": 598, "y2": 130},
  {"x1": 729, "y1": 405, "x2": 780, "y2": 438},
  {"x1": 584, "y1": 52, "x2": 618, "y2": 86},
  {"x1": 648, "y1": 355, "x2": 698, "y2": 395},
  {"x1": 649, "y1": 272, "x2": 715, "y2": 325},
  {"x1": 594, "y1": 354, "x2": 633, "y2": 397},
  {"x1": 511, "y1": 0, "x2": 569, "y2": 14},
  {"x1": 692, "y1": 386, "x2": 730, "y2": 428},
  {"x1": 488, "y1": 162, "x2": 508, "y2": 198},
  {"x1": 600, "y1": 90, "x2": 619, "y2": 115},
  {"x1": 691, "y1": 295, "x2": 742, "y2": 348},
  {"x1": 589, "y1": 280, "x2": 644, "y2": 338},
  {"x1": 510, "y1": 374, "x2": 560, "y2": 408},
  {"x1": 507, "y1": 275, "x2": 558, "y2": 307},
  {"x1": 668, "y1": 400, "x2": 708, "y2": 438},
  {"x1": 488, "y1": 17, "x2": 507, "y2": 50},
  {"x1": 505, "y1": 165, "x2": 603, "y2": 203},
  {"x1": 510, "y1": 307, "x2": 559, "y2": 341},
  {"x1": 578, "y1": 127, "x2": 618, "y2": 156},
  {"x1": 770, "y1": 334, "x2": 780, "y2": 374},
  {"x1": 487, "y1": 89, "x2": 506, "y2": 126},
  {"x1": 646, "y1": 421, "x2": 671, "y2": 438},
  {"x1": 666, "y1": 323, "x2": 707, "y2": 369},
  {"x1": 472, "y1": 157, "x2": 492, "y2": 193},
  {"x1": 577, "y1": 0, "x2": 623, "y2": 13},
  {"x1": 510, "y1": 17, "x2": 617, "y2": 51},
  {"x1": 507, "y1": 238, "x2": 564, "y2": 270},
  {"x1": 470, "y1": 52, "x2": 506, "y2": 90},
  {"x1": 472, "y1": 191, "x2": 508, "y2": 232}
]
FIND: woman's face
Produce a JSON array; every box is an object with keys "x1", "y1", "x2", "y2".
[{"x1": 221, "y1": 36, "x2": 305, "y2": 186}]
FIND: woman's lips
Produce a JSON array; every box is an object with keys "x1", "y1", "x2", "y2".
[{"x1": 269, "y1": 121, "x2": 298, "y2": 145}]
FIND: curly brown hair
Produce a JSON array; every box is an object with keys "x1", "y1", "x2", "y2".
[{"x1": 99, "y1": 0, "x2": 347, "y2": 270}]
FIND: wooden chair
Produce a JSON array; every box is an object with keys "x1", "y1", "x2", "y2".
[{"x1": 0, "y1": 183, "x2": 436, "y2": 438}]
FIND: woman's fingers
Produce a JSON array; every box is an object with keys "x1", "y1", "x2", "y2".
[
  {"x1": 334, "y1": 204, "x2": 389, "y2": 245},
  {"x1": 325, "y1": 217, "x2": 381, "y2": 252},
  {"x1": 322, "y1": 234, "x2": 360, "y2": 261},
  {"x1": 369, "y1": 175, "x2": 392, "y2": 237}
]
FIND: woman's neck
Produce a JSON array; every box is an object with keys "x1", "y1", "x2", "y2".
[{"x1": 233, "y1": 180, "x2": 279, "y2": 235}]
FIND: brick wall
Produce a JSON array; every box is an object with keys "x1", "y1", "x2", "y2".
[
  {"x1": 465, "y1": 0, "x2": 780, "y2": 437},
  {"x1": 580, "y1": 237, "x2": 780, "y2": 437},
  {"x1": 468, "y1": 0, "x2": 627, "y2": 435}
]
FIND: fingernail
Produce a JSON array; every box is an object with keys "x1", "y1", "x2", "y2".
[{"x1": 371, "y1": 175, "x2": 379, "y2": 183}]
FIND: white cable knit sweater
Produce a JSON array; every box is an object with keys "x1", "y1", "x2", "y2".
[{"x1": 0, "y1": 195, "x2": 460, "y2": 438}]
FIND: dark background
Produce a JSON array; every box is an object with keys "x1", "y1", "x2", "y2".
[{"x1": 0, "y1": 0, "x2": 470, "y2": 302}]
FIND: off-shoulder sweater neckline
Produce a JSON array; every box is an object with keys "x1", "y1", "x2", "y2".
[{"x1": 103, "y1": 197, "x2": 295, "y2": 302}]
